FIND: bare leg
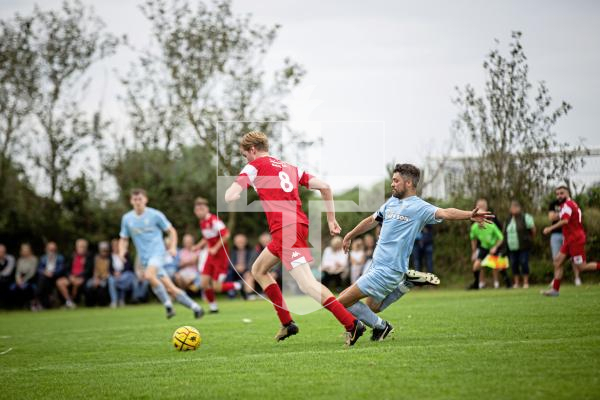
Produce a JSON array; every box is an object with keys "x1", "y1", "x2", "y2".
[
  {"x1": 289, "y1": 264, "x2": 330, "y2": 304},
  {"x1": 55, "y1": 277, "x2": 71, "y2": 301},
  {"x1": 577, "y1": 261, "x2": 599, "y2": 272}
]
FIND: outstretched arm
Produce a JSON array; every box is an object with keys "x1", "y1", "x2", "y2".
[
  {"x1": 308, "y1": 176, "x2": 341, "y2": 236},
  {"x1": 342, "y1": 215, "x2": 379, "y2": 253},
  {"x1": 225, "y1": 182, "x2": 244, "y2": 203},
  {"x1": 436, "y1": 207, "x2": 494, "y2": 224}
]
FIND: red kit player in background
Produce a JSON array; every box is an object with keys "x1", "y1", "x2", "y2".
[
  {"x1": 194, "y1": 197, "x2": 241, "y2": 312},
  {"x1": 542, "y1": 185, "x2": 599, "y2": 296},
  {"x1": 225, "y1": 131, "x2": 365, "y2": 345}
]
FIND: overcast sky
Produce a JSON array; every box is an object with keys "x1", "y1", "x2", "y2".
[{"x1": 2, "y1": 0, "x2": 599, "y2": 191}]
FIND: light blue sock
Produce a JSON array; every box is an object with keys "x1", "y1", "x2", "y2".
[
  {"x1": 379, "y1": 280, "x2": 413, "y2": 312},
  {"x1": 347, "y1": 301, "x2": 385, "y2": 329},
  {"x1": 152, "y1": 283, "x2": 173, "y2": 307},
  {"x1": 175, "y1": 291, "x2": 200, "y2": 311}
]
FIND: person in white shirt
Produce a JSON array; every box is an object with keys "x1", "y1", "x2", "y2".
[{"x1": 320, "y1": 236, "x2": 349, "y2": 292}]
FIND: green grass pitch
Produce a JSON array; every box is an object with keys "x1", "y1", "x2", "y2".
[{"x1": 1, "y1": 286, "x2": 599, "y2": 399}]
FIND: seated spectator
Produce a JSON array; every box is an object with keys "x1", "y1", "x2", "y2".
[
  {"x1": 163, "y1": 237, "x2": 179, "y2": 279},
  {"x1": 11, "y1": 243, "x2": 39, "y2": 310},
  {"x1": 132, "y1": 255, "x2": 150, "y2": 303},
  {"x1": 320, "y1": 236, "x2": 349, "y2": 292},
  {"x1": 85, "y1": 241, "x2": 113, "y2": 307},
  {"x1": 255, "y1": 232, "x2": 281, "y2": 287},
  {"x1": 36, "y1": 241, "x2": 66, "y2": 309},
  {"x1": 412, "y1": 225, "x2": 435, "y2": 273},
  {"x1": 174, "y1": 234, "x2": 201, "y2": 292},
  {"x1": 56, "y1": 238, "x2": 93, "y2": 308},
  {"x1": 349, "y1": 238, "x2": 366, "y2": 284},
  {"x1": 363, "y1": 234, "x2": 376, "y2": 260},
  {"x1": 110, "y1": 238, "x2": 136, "y2": 306},
  {"x1": 229, "y1": 233, "x2": 257, "y2": 300},
  {"x1": 0, "y1": 244, "x2": 16, "y2": 308}
]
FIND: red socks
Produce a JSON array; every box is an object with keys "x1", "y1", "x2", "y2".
[
  {"x1": 220, "y1": 282, "x2": 235, "y2": 292},
  {"x1": 552, "y1": 279, "x2": 561, "y2": 291},
  {"x1": 323, "y1": 296, "x2": 355, "y2": 331},
  {"x1": 204, "y1": 288, "x2": 216, "y2": 303},
  {"x1": 596, "y1": 262, "x2": 600, "y2": 270},
  {"x1": 264, "y1": 283, "x2": 293, "y2": 326}
]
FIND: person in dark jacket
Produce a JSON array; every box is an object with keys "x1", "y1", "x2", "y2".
[
  {"x1": 228, "y1": 233, "x2": 257, "y2": 300},
  {"x1": 503, "y1": 200, "x2": 536, "y2": 288},
  {"x1": 36, "y1": 241, "x2": 67, "y2": 308}
]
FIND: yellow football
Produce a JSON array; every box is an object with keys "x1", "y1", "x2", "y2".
[{"x1": 172, "y1": 326, "x2": 201, "y2": 351}]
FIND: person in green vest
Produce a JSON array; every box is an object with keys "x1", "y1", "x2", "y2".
[
  {"x1": 468, "y1": 198, "x2": 505, "y2": 290},
  {"x1": 503, "y1": 200, "x2": 536, "y2": 288}
]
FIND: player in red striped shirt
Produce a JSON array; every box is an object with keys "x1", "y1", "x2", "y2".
[
  {"x1": 542, "y1": 186, "x2": 599, "y2": 296},
  {"x1": 225, "y1": 131, "x2": 365, "y2": 345},
  {"x1": 194, "y1": 197, "x2": 241, "y2": 312}
]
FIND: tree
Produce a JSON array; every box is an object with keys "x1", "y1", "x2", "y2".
[
  {"x1": 452, "y1": 31, "x2": 585, "y2": 210},
  {"x1": 0, "y1": 14, "x2": 37, "y2": 187},
  {"x1": 121, "y1": 0, "x2": 305, "y2": 230},
  {"x1": 26, "y1": 0, "x2": 118, "y2": 199}
]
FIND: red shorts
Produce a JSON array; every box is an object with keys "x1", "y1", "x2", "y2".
[
  {"x1": 201, "y1": 253, "x2": 229, "y2": 281},
  {"x1": 560, "y1": 240, "x2": 586, "y2": 264},
  {"x1": 268, "y1": 224, "x2": 313, "y2": 271}
]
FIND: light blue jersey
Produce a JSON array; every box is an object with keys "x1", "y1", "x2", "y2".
[
  {"x1": 372, "y1": 196, "x2": 442, "y2": 272},
  {"x1": 120, "y1": 207, "x2": 172, "y2": 266}
]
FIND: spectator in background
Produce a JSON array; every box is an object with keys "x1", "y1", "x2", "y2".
[
  {"x1": 468, "y1": 198, "x2": 505, "y2": 290},
  {"x1": 11, "y1": 243, "x2": 39, "y2": 310},
  {"x1": 174, "y1": 234, "x2": 201, "y2": 293},
  {"x1": 255, "y1": 232, "x2": 281, "y2": 287},
  {"x1": 56, "y1": 238, "x2": 93, "y2": 308},
  {"x1": 0, "y1": 244, "x2": 16, "y2": 307},
  {"x1": 363, "y1": 234, "x2": 376, "y2": 260},
  {"x1": 320, "y1": 236, "x2": 349, "y2": 292},
  {"x1": 229, "y1": 233, "x2": 257, "y2": 300},
  {"x1": 85, "y1": 241, "x2": 114, "y2": 307},
  {"x1": 504, "y1": 200, "x2": 536, "y2": 289},
  {"x1": 132, "y1": 256, "x2": 150, "y2": 303},
  {"x1": 36, "y1": 241, "x2": 66, "y2": 308},
  {"x1": 349, "y1": 237, "x2": 366, "y2": 284},
  {"x1": 163, "y1": 236, "x2": 179, "y2": 279},
  {"x1": 546, "y1": 199, "x2": 579, "y2": 286},
  {"x1": 412, "y1": 225, "x2": 434, "y2": 273},
  {"x1": 110, "y1": 238, "x2": 136, "y2": 307}
]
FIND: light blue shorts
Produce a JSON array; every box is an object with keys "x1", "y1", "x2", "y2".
[
  {"x1": 144, "y1": 255, "x2": 168, "y2": 278},
  {"x1": 356, "y1": 262, "x2": 405, "y2": 302}
]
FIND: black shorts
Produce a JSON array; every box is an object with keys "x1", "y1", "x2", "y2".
[{"x1": 476, "y1": 247, "x2": 490, "y2": 261}]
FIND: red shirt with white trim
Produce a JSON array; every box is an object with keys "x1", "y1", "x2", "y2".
[
  {"x1": 235, "y1": 156, "x2": 313, "y2": 233},
  {"x1": 199, "y1": 213, "x2": 229, "y2": 257},
  {"x1": 559, "y1": 199, "x2": 586, "y2": 243}
]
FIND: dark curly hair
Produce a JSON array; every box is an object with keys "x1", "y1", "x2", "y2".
[{"x1": 393, "y1": 163, "x2": 421, "y2": 188}]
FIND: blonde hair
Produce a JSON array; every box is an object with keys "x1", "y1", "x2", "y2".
[{"x1": 240, "y1": 131, "x2": 269, "y2": 152}]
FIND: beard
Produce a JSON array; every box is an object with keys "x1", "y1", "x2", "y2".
[
  {"x1": 557, "y1": 197, "x2": 567, "y2": 204},
  {"x1": 392, "y1": 188, "x2": 405, "y2": 199}
]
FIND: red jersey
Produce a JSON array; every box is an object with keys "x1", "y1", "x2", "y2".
[
  {"x1": 559, "y1": 199, "x2": 586, "y2": 243},
  {"x1": 235, "y1": 156, "x2": 313, "y2": 232},
  {"x1": 199, "y1": 213, "x2": 229, "y2": 255}
]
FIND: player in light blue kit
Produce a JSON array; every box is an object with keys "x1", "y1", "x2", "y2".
[
  {"x1": 119, "y1": 188, "x2": 204, "y2": 319},
  {"x1": 338, "y1": 164, "x2": 492, "y2": 341}
]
